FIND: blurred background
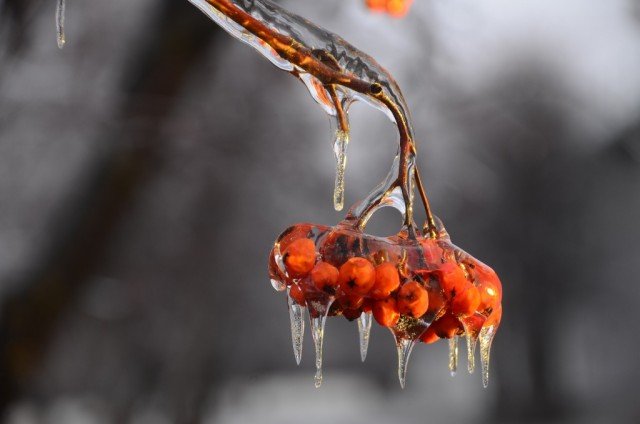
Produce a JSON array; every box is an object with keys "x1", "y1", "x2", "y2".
[{"x1": 1, "y1": 0, "x2": 640, "y2": 423}]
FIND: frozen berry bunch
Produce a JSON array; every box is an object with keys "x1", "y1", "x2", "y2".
[{"x1": 269, "y1": 220, "x2": 502, "y2": 388}]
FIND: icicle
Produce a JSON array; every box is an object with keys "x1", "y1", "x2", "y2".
[
  {"x1": 310, "y1": 314, "x2": 328, "y2": 388},
  {"x1": 270, "y1": 278, "x2": 286, "y2": 291},
  {"x1": 395, "y1": 337, "x2": 416, "y2": 389},
  {"x1": 466, "y1": 332, "x2": 478, "y2": 374},
  {"x1": 357, "y1": 311, "x2": 372, "y2": 362},
  {"x1": 333, "y1": 129, "x2": 349, "y2": 211},
  {"x1": 448, "y1": 336, "x2": 459, "y2": 377},
  {"x1": 479, "y1": 325, "x2": 496, "y2": 388},
  {"x1": 287, "y1": 288, "x2": 305, "y2": 365},
  {"x1": 55, "y1": 0, "x2": 66, "y2": 49}
]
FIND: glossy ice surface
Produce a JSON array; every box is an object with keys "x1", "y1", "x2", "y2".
[{"x1": 269, "y1": 221, "x2": 503, "y2": 388}]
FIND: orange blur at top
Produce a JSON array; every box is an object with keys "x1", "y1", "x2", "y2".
[{"x1": 366, "y1": 0, "x2": 414, "y2": 17}]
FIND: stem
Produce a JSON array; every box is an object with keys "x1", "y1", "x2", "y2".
[
  {"x1": 415, "y1": 167, "x2": 437, "y2": 238},
  {"x1": 202, "y1": 0, "x2": 432, "y2": 234}
]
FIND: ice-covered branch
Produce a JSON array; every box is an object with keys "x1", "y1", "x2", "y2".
[{"x1": 188, "y1": 0, "x2": 435, "y2": 233}]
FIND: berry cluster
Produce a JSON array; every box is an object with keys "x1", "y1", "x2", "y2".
[{"x1": 269, "y1": 222, "x2": 503, "y2": 346}]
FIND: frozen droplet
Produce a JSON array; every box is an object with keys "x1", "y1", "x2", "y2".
[
  {"x1": 287, "y1": 288, "x2": 305, "y2": 365},
  {"x1": 56, "y1": 0, "x2": 66, "y2": 49},
  {"x1": 448, "y1": 336, "x2": 459, "y2": 377},
  {"x1": 333, "y1": 129, "x2": 349, "y2": 211},
  {"x1": 270, "y1": 278, "x2": 286, "y2": 292},
  {"x1": 394, "y1": 337, "x2": 416, "y2": 389},
  {"x1": 479, "y1": 325, "x2": 496, "y2": 388},
  {"x1": 357, "y1": 311, "x2": 372, "y2": 362},
  {"x1": 466, "y1": 332, "x2": 478, "y2": 374},
  {"x1": 310, "y1": 314, "x2": 328, "y2": 388}
]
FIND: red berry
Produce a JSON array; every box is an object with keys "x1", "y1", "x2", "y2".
[
  {"x1": 474, "y1": 263, "x2": 503, "y2": 312},
  {"x1": 289, "y1": 284, "x2": 306, "y2": 306},
  {"x1": 421, "y1": 238, "x2": 443, "y2": 265},
  {"x1": 485, "y1": 304, "x2": 503, "y2": 328},
  {"x1": 371, "y1": 262, "x2": 400, "y2": 300},
  {"x1": 338, "y1": 257, "x2": 376, "y2": 296},
  {"x1": 420, "y1": 327, "x2": 440, "y2": 344},
  {"x1": 283, "y1": 238, "x2": 316, "y2": 277},
  {"x1": 372, "y1": 298, "x2": 400, "y2": 327},
  {"x1": 451, "y1": 285, "x2": 481, "y2": 317},
  {"x1": 337, "y1": 292, "x2": 364, "y2": 310},
  {"x1": 430, "y1": 312, "x2": 463, "y2": 339},
  {"x1": 311, "y1": 261, "x2": 339, "y2": 293},
  {"x1": 397, "y1": 281, "x2": 429, "y2": 318},
  {"x1": 436, "y1": 262, "x2": 470, "y2": 300}
]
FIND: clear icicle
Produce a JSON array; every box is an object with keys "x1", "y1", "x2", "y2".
[
  {"x1": 310, "y1": 314, "x2": 329, "y2": 388},
  {"x1": 395, "y1": 337, "x2": 416, "y2": 389},
  {"x1": 448, "y1": 336, "x2": 459, "y2": 377},
  {"x1": 357, "y1": 312, "x2": 372, "y2": 362},
  {"x1": 479, "y1": 325, "x2": 497, "y2": 388},
  {"x1": 333, "y1": 129, "x2": 349, "y2": 211},
  {"x1": 56, "y1": 0, "x2": 66, "y2": 49},
  {"x1": 466, "y1": 332, "x2": 478, "y2": 374},
  {"x1": 271, "y1": 278, "x2": 286, "y2": 292},
  {"x1": 287, "y1": 288, "x2": 305, "y2": 365}
]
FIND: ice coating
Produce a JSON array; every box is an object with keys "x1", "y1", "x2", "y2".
[
  {"x1": 307, "y1": 298, "x2": 333, "y2": 388},
  {"x1": 357, "y1": 311, "x2": 372, "y2": 362},
  {"x1": 287, "y1": 288, "x2": 305, "y2": 365},
  {"x1": 479, "y1": 325, "x2": 496, "y2": 388},
  {"x1": 188, "y1": 0, "x2": 424, "y2": 229},
  {"x1": 269, "y1": 221, "x2": 503, "y2": 387},
  {"x1": 466, "y1": 332, "x2": 478, "y2": 374},
  {"x1": 394, "y1": 336, "x2": 415, "y2": 389},
  {"x1": 333, "y1": 129, "x2": 349, "y2": 211},
  {"x1": 56, "y1": 0, "x2": 66, "y2": 49},
  {"x1": 449, "y1": 336, "x2": 459, "y2": 376},
  {"x1": 310, "y1": 315, "x2": 326, "y2": 387},
  {"x1": 189, "y1": 0, "x2": 503, "y2": 390},
  {"x1": 54, "y1": 0, "x2": 503, "y2": 391}
]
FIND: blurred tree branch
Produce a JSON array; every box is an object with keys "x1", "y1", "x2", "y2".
[{"x1": 0, "y1": 0, "x2": 218, "y2": 415}]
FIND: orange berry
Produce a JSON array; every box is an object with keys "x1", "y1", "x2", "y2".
[
  {"x1": 421, "y1": 239, "x2": 443, "y2": 265},
  {"x1": 420, "y1": 327, "x2": 440, "y2": 344},
  {"x1": 289, "y1": 284, "x2": 306, "y2": 306},
  {"x1": 436, "y1": 262, "x2": 470, "y2": 300},
  {"x1": 337, "y1": 292, "x2": 364, "y2": 310},
  {"x1": 338, "y1": 257, "x2": 376, "y2": 296},
  {"x1": 475, "y1": 264, "x2": 503, "y2": 312},
  {"x1": 371, "y1": 262, "x2": 400, "y2": 300},
  {"x1": 372, "y1": 298, "x2": 400, "y2": 327},
  {"x1": 430, "y1": 313, "x2": 463, "y2": 339},
  {"x1": 283, "y1": 238, "x2": 316, "y2": 277},
  {"x1": 427, "y1": 286, "x2": 446, "y2": 316},
  {"x1": 362, "y1": 299, "x2": 373, "y2": 313},
  {"x1": 343, "y1": 308, "x2": 362, "y2": 321},
  {"x1": 451, "y1": 285, "x2": 481, "y2": 317},
  {"x1": 386, "y1": 0, "x2": 413, "y2": 17},
  {"x1": 460, "y1": 314, "x2": 486, "y2": 337},
  {"x1": 311, "y1": 262, "x2": 340, "y2": 293},
  {"x1": 396, "y1": 281, "x2": 429, "y2": 318},
  {"x1": 485, "y1": 304, "x2": 503, "y2": 328}
]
